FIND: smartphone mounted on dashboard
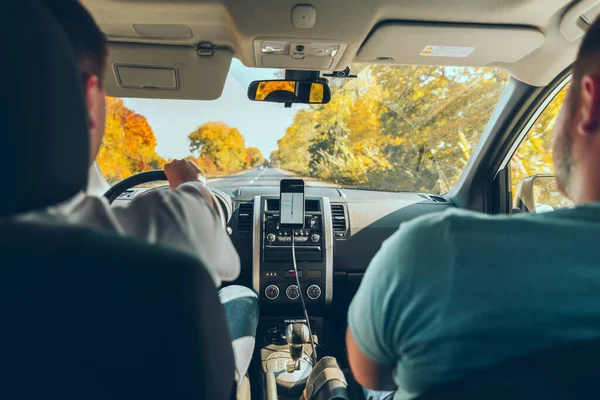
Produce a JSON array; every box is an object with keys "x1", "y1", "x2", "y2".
[{"x1": 279, "y1": 179, "x2": 305, "y2": 229}]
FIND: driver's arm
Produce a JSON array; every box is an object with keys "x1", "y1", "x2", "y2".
[{"x1": 110, "y1": 160, "x2": 240, "y2": 287}]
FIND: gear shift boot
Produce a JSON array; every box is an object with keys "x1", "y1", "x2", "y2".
[
  {"x1": 262, "y1": 323, "x2": 314, "y2": 397},
  {"x1": 264, "y1": 352, "x2": 312, "y2": 396}
]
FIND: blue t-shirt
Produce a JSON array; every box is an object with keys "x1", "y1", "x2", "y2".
[{"x1": 348, "y1": 204, "x2": 600, "y2": 399}]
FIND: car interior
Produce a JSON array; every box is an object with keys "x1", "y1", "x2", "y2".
[{"x1": 6, "y1": 0, "x2": 600, "y2": 399}]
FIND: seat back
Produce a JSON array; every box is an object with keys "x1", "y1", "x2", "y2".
[
  {"x1": 418, "y1": 339, "x2": 600, "y2": 400},
  {"x1": 0, "y1": 221, "x2": 235, "y2": 399},
  {"x1": 1, "y1": 2, "x2": 235, "y2": 398}
]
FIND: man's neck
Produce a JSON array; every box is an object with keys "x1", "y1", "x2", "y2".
[{"x1": 570, "y1": 167, "x2": 600, "y2": 205}]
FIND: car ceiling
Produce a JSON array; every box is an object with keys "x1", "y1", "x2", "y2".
[{"x1": 81, "y1": 0, "x2": 600, "y2": 99}]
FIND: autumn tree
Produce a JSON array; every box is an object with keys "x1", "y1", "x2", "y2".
[
  {"x1": 97, "y1": 97, "x2": 165, "y2": 184},
  {"x1": 255, "y1": 81, "x2": 296, "y2": 100},
  {"x1": 511, "y1": 85, "x2": 568, "y2": 193},
  {"x1": 272, "y1": 64, "x2": 510, "y2": 193},
  {"x1": 188, "y1": 121, "x2": 248, "y2": 173},
  {"x1": 246, "y1": 147, "x2": 265, "y2": 168}
]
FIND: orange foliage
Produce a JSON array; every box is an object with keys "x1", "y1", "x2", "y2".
[
  {"x1": 97, "y1": 97, "x2": 165, "y2": 184},
  {"x1": 255, "y1": 81, "x2": 296, "y2": 101},
  {"x1": 309, "y1": 83, "x2": 324, "y2": 103},
  {"x1": 187, "y1": 154, "x2": 219, "y2": 176}
]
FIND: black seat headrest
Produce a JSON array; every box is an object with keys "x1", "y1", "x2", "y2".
[{"x1": 1, "y1": 1, "x2": 89, "y2": 217}]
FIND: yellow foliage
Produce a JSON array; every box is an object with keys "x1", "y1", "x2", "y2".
[
  {"x1": 98, "y1": 97, "x2": 165, "y2": 184},
  {"x1": 310, "y1": 83, "x2": 324, "y2": 103},
  {"x1": 256, "y1": 81, "x2": 296, "y2": 101},
  {"x1": 273, "y1": 65, "x2": 510, "y2": 193},
  {"x1": 98, "y1": 100, "x2": 265, "y2": 184},
  {"x1": 188, "y1": 121, "x2": 264, "y2": 173},
  {"x1": 511, "y1": 85, "x2": 569, "y2": 193}
]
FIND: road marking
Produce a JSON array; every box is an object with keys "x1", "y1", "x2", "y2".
[{"x1": 248, "y1": 168, "x2": 267, "y2": 185}]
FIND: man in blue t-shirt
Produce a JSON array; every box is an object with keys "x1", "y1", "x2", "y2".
[{"x1": 346, "y1": 16, "x2": 600, "y2": 400}]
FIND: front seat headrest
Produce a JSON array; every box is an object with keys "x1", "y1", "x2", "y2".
[{"x1": 1, "y1": 1, "x2": 89, "y2": 217}]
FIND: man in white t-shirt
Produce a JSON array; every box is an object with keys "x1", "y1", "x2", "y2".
[{"x1": 41, "y1": 0, "x2": 258, "y2": 386}]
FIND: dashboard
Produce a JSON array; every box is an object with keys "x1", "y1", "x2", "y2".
[
  {"x1": 223, "y1": 186, "x2": 454, "y2": 314},
  {"x1": 113, "y1": 184, "x2": 454, "y2": 313}
]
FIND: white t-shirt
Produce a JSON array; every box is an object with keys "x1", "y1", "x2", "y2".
[{"x1": 33, "y1": 182, "x2": 240, "y2": 287}]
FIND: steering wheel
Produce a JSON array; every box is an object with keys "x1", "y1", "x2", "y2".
[{"x1": 103, "y1": 170, "x2": 230, "y2": 230}]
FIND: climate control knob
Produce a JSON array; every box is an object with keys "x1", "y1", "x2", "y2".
[
  {"x1": 266, "y1": 233, "x2": 276, "y2": 243},
  {"x1": 265, "y1": 285, "x2": 280, "y2": 300},
  {"x1": 286, "y1": 285, "x2": 300, "y2": 300},
  {"x1": 310, "y1": 234, "x2": 321, "y2": 243},
  {"x1": 306, "y1": 284, "x2": 322, "y2": 300}
]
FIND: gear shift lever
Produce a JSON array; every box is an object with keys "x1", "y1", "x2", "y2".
[{"x1": 285, "y1": 323, "x2": 310, "y2": 372}]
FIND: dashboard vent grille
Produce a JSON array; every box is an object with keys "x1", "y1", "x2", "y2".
[
  {"x1": 418, "y1": 194, "x2": 449, "y2": 203},
  {"x1": 237, "y1": 201, "x2": 254, "y2": 232},
  {"x1": 116, "y1": 189, "x2": 135, "y2": 200},
  {"x1": 429, "y1": 195, "x2": 448, "y2": 203},
  {"x1": 330, "y1": 204, "x2": 347, "y2": 236}
]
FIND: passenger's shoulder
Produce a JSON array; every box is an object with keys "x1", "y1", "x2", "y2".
[
  {"x1": 387, "y1": 208, "x2": 507, "y2": 253},
  {"x1": 398, "y1": 207, "x2": 484, "y2": 235}
]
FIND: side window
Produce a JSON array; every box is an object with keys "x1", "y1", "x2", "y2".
[{"x1": 510, "y1": 83, "x2": 574, "y2": 212}]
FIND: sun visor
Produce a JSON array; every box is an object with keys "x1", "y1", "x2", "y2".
[
  {"x1": 105, "y1": 42, "x2": 232, "y2": 100},
  {"x1": 357, "y1": 23, "x2": 545, "y2": 66},
  {"x1": 560, "y1": 0, "x2": 600, "y2": 41}
]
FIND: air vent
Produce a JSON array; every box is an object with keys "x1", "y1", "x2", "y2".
[
  {"x1": 237, "y1": 201, "x2": 254, "y2": 232},
  {"x1": 418, "y1": 194, "x2": 449, "y2": 203},
  {"x1": 330, "y1": 204, "x2": 347, "y2": 237},
  {"x1": 116, "y1": 189, "x2": 135, "y2": 200},
  {"x1": 429, "y1": 195, "x2": 448, "y2": 203}
]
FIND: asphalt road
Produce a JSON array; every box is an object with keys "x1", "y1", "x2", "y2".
[{"x1": 207, "y1": 167, "x2": 334, "y2": 188}]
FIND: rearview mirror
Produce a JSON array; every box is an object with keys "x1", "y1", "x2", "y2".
[
  {"x1": 247, "y1": 80, "x2": 331, "y2": 106},
  {"x1": 513, "y1": 174, "x2": 573, "y2": 213}
]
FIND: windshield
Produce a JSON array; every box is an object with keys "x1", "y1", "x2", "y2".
[{"x1": 98, "y1": 60, "x2": 509, "y2": 193}]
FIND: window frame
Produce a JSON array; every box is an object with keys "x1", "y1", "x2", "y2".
[
  {"x1": 498, "y1": 75, "x2": 572, "y2": 173},
  {"x1": 451, "y1": 67, "x2": 573, "y2": 213}
]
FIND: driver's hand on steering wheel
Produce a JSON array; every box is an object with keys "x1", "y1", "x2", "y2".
[
  {"x1": 164, "y1": 159, "x2": 206, "y2": 188},
  {"x1": 164, "y1": 159, "x2": 224, "y2": 225}
]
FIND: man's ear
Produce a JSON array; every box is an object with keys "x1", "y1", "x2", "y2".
[
  {"x1": 84, "y1": 75, "x2": 101, "y2": 132},
  {"x1": 577, "y1": 74, "x2": 600, "y2": 135}
]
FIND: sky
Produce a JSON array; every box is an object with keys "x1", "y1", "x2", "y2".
[{"x1": 121, "y1": 60, "x2": 304, "y2": 160}]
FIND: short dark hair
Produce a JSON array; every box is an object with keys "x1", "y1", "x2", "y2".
[
  {"x1": 573, "y1": 16, "x2": 600, "y2": 85},
  {"x1": 42, "y1": 0, "x2": 108, "y2": 84}
]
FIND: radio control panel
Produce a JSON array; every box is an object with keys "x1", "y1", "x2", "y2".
[{"x1": 253, "y1": 196, "x2": 333, "y2": 308}]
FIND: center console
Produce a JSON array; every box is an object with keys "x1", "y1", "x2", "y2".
[
  {"x1": 250, "y1": 195, "x2": 339, "y2": 398},
  {"x1": 252, "y1": 195, "x2": 333, "y2": 308}
]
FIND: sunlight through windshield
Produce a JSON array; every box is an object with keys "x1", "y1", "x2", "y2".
[{"x1": 98, "y1": 60, "x2": 509, "y2": 193}]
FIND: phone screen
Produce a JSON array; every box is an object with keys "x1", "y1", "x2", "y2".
[{"x1": 280, "y1": 179, "x2": 305, "y2": 228}]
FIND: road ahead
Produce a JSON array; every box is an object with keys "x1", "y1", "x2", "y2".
[{"x1": 207, "y1": 167, "x2": 334, "y2": 188}]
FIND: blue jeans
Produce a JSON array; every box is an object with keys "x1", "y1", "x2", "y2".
[
  {"x1": 218, "y1": 285, "x2": 259, "y2": 386},
  {"x1": 362, "y1": 388, "x2": 395, "y2": 400}
]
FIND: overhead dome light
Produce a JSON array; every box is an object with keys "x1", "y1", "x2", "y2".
[
  {"x1": 309, "y1": 43, "x2": 339, "y2": 57},
  {"x1": 262, "y1": 41, "x2": 290, "y2": 55}
]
